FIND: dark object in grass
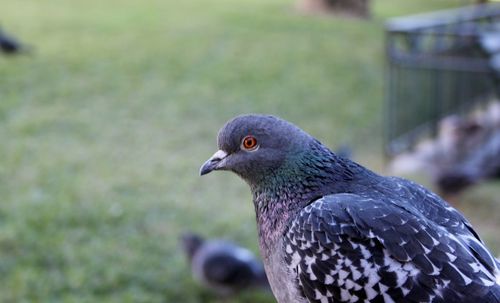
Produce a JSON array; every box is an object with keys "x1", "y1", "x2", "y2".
[
  {"x1": 0, "y1": 26, "x2": 32, "y2": 55},
  {"x1": 296, "y1": 0, "x2": 370, "y2": 18},
  {"x1": 180, "y1": 232, "x2": 270, "y2": 297},
  {"x1": 201, "y1": 114, "x2": 500, "y2": 303}
]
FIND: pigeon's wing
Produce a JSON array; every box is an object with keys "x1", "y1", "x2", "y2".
[
  {"x1": 203, "y1": 252, "x2": 255, "y2": 287},
  {"x1": 284, "y1": 193, "x2": 499, "y2": 303},
  {"x1": 384, "y1": 177, "x2": 498, "y2": 274}
]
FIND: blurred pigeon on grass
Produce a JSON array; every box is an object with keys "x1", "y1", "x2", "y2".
[
  {"x1": 180, "y1": 232, "x2": 270, "y2": 297},
  {"x1": 0, "y1": 26, "x2": 33, "y2": 55},
  {"x1": 200, "y1": 114, "x2": 500, "y2": 303}
]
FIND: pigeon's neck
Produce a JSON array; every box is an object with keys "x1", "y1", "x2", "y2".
[{"x1": 250, "y1": 142, "x2": 373, "y2": 255}]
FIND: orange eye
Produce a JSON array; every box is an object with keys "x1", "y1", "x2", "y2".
[{"x1": 241, "y1": 135, "x2": 258, "y2": 150}]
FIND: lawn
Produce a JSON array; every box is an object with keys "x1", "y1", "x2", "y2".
[{"x1": 0, "y1": 0, "x2": 497, "y2": 302}]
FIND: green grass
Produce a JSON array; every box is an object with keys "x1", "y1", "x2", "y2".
[{"x1": 1, "y1": 0, "x2": 497, "y2": 302}]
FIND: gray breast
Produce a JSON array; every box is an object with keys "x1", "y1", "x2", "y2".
[{"x1": 263, "y1": 237, "x2": 308, "y2": 303}]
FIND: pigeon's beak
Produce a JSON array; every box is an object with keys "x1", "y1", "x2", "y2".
[{"x1": 200, "y1": 150, "x2": 228, "y2": 176}]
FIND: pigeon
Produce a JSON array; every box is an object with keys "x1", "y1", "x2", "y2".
[
  {"x1": 200, "y1": 114, "x2": 500, "y2": 303},
  {"x1": 180, "y1": 232, "x2": 270, "y2": 296},
  {"x1": 390, "y1": 102, "x2": 500, "y2": 197},
  {"x1": 0, "y1": 27, "x2": 32, "y2": 55}
]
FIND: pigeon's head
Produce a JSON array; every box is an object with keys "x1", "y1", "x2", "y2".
[
  {"x1": 180, "y1": 232, "x2": 204, "y2": 260},
  {"x1": 200, "y1": 114, "x2": 313, "y2": 185}
]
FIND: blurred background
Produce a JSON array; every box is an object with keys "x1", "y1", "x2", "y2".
[{"x1": 1, "y1": 0, "x2": 499, "y2": 302}]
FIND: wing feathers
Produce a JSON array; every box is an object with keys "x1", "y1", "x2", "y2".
[{"x1": 285, "y1": 193, "x2": 499, "y2": 302}]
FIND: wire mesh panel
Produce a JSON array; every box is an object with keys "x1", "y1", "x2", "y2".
[{"x1": 385, "y1": 3, "x2": 500, "y2": 155}]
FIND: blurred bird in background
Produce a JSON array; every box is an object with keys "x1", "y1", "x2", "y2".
[
  {"x1": 180, "y1": 232, "x2": 270, "y2": 298},
  {"x1": 390, "y1": 101, "x2": 500, "y2": 199},
  {"x1": 0, "y1": 26, "x2": 33, "y2": 55}
]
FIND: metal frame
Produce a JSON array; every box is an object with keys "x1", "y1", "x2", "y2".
[{"x1": 385, "y1": 3, "x2": 500, "y2": 155}]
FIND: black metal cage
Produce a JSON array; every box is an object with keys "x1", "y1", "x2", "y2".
[{"x1": 385, "y1": 3, "x2": 500, "y2": 155}]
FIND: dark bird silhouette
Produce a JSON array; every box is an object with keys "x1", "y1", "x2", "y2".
[
  {"x1": 201, "y1": 114, "x2": 500, "y2": 303},
  {"x1": 0, "y1": 27, "x2": 32, "y2": 55},
  {"x1": 180, "y1": 232, "x2": 270, "y2": 296}
]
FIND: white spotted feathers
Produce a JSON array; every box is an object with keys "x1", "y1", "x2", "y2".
[{"x1": 284, "y1": 193, "x2": 500, "y2": 303}]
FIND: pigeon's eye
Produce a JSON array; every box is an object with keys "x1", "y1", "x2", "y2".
[{"x1": 241, "y1": 135, "x2": 259, "y2": 151}]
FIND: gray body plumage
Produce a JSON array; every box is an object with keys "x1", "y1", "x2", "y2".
[
  {"x1": 200, "y1": 114, "x2": 500, "y2": 303},
  {"x1": 180, "y1": 233, "x2": 269, "y2": 296}
]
